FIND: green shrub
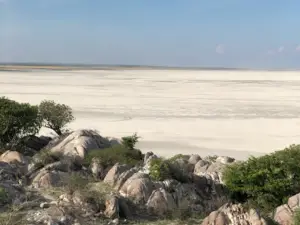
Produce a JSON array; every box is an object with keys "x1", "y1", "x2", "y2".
[
  {"x1": 39, "y1": 100, "x2": 74, "y2": 135},
  {"x1": 84, "y1": 144, "x2": 143, "y2": 168},
  {"x1": 64, "y1": 173, "x2": 90, "y2": 194},
  {"x1": 149, "y1": 154, "x2": 189, "y2": 183},
  {"x1": 168, "y1": 154, "x2": 187, "y2": 162},
  {"x1": 0, "y1": 97, "x2": 41, "y2": 148},
  {"x1": 121, "y1": 133, "x2": 140, "y2": 150},
  {"x1": 149, "y1": 157, "x2": 190, "y2": 183},
  {"x1": 33, "y1": 149, "x2": 61, "y2": 167},
  {"x1": 205, "y1": 155, "x2": 218, "y2": 163},
  {"x1": 149, "y1": 158, "x2": 172, "y2": 181},
  {"x1": 223, "y1": 144, "x2": 300, "y2": 213}
]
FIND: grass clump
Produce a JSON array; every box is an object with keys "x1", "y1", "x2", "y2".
[
  {"x1": 168, "y1": 154, "x2": 187, "y2": 162},
  {"x1": 293, "y1": 208, "x2": 300, "y2": 225},
  {"x1": 32, "y1": 149, "x2": 61, "y2": 167},
  {"x1": 62, "y1": 173, "x2": 114, "y2": 212},
  {"x1": 0, "y1": 208, "x2": 26, "y2": 225},
  {"x1": 0, "y1": 187, "x2": 9, "y2": 205},
  {"x1": 223, "y1": 144, "x2": 300, "y2": 214},
  {"x1": 84, "y1": 144, "x2": 143, "y2": 169}
]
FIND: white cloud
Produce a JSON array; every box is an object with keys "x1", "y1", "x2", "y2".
[
  {"x1": 215, "y1": 44, "x2": 225, "y2": 54},
  {"x1": 277, "y1": 46, "x2": 285, "y2": 53}
]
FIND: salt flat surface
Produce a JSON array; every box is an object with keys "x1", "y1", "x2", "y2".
[{"x1": 1, "y1": 69, "x2": 300, "y2": 159}]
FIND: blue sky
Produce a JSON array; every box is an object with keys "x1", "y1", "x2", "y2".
[{"x1": 1, "y1": 0, "x2": 300, "y2": 69}]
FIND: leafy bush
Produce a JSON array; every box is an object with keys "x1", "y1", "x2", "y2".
[
  {"x1": 168, "y1": 154, "x2": 187, "y2": 162},
  {"x1": 0, "y1": 97, "x2": 41, "y2": 148},
  {"x1": 149, "y1": 157, "x2": 189, "y2": 183},
  {"x1": 121, "y1": 133, "x2": 140, "y2": 150},
  {"x1": 84, "y1": 144, "x2": 143, "y2": 168},
  {"x1": 149, "y1": 158, "x2": 172, "y2": 181},
  {"x1": 64, "y1": 173, "x2": 90, "y2": 194},
  {"x1": 32, "y1": 149, "x2": 61, "y2": 167},
  {"x1": 39, "y1": 100, "x2": 74, "y2": 135},
  {"x1": 223, "y1": 144, "x2": 300, "y2": 213}
]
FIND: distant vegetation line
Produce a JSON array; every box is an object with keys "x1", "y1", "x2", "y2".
[
  {"x1": 0, "y1": 62, "x2": 297, "y2": 71},
  {"x1": 0, "y1": 62, "x2": 250, "y2": 71}
]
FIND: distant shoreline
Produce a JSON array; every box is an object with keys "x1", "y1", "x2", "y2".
[{"x1": 0, "y1": 63, "x2": 298, "y2": 72}]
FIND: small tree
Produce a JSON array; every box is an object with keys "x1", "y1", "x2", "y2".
[
  {"x1": 39, "y1": 100, "x2": 74, "y2": 135},
  {"x1": 121, "y1": 133, "x2": 140, "y2": 150},
  {"x1": 0, "y1": 97, "x2": 41, "y2": 148}
]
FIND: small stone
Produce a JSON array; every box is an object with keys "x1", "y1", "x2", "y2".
[
  {"x1": 108, "y1": 218, "x2": 120, "y2": 225},
  {"x1": 40, "y1": 202, "x2": 51, "y2": 208}
]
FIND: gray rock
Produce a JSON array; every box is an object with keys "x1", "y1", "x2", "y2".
[
  {"x1": 104, "y1": 163, "x2": 132, "y2": 187},
  {"x1": 119, "y1": 173, "x2": 155, "y2": 204},
  {"x1": 146, "y1": 188, "x2": 177, "y2": 216},
  {"x1": 202, "y1": 203, "x2": 267, "y2": 225},
  {"x1": 274, "y1": 192, "x2": 300, "y2": 225},
  {"x1": 48, "y1": 129, "x2": 114, "y2": 160},
  {"x1": 188, "y1": 154, "x2": 202, "y2": 165}
]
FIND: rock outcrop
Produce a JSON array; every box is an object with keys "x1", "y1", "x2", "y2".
[
  {"x1": 274, "y1": 193, "x2": 300, "y2": 225},
  {"x1": 0, "y1": 129, "x2": 242, "y2": 224},
  {"x1": 202, "y1": 203, "x2": 268, "y2": 225},
  {"x1": 47, "y1": 129, "x2": 117, "y2": 160}
]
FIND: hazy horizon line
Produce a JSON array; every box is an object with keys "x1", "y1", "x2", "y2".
[{"x1": 0, "y1": 62, "x2": 299, "y2": 72}]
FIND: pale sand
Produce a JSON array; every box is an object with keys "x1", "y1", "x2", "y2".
[{"x1": 1, "y1": 69, "x2": 300, "y2": 160}]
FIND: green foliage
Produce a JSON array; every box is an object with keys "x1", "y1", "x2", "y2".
[
  {"x1": 205, "y1": 155, "x2": 218, "y2": 163},
  {"x1": 168, "y1": 154, "x2": 186, "y2": 162},
  {"x1": 223, "y1": 144, "x2": 300, "y2": 213},
  {"x1": 149, "y1": 158, "x2": 172, "y2": 181},
  {"x1": 293, "y1": 208, "x2": 300, "y2": 225},
  {"x1": 39, "y1": 100, "x2": 74, "y2": 135},
  {"x1": 0, "y1": 205, "x2": 26, "y2": 225},
  {"x1": 33, "y1": 149, "x2": 61, "y2": 167},
  {"x1": 149, "y1": 158, "x2": 189, "y2": 183},
  {"x1": 0, "y1": 186, "x2": 8, "y2": 204},
  {"x1": 84, "y1": 144, "x2": 143, "y2": 168},
  {"x1": 64, "y1": 173, "x2": 90, "y2": 194},
  {"x1": 121, "y1": 133, "x2": 140, "y2": 150},
  {"x1": 0, "y1": 97, "x2": 41, "y2": 147}
]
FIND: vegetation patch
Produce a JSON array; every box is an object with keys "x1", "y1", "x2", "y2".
[
  {"x1": 32, "y1": 149, "x2": 61, "y2": 167},
  {"x1": 168, "y1": 154, "x2": 187, "y2": 162},
  {"x1": 223, "y1": 144, "x2": 300, "y2": 213},
  {"x1": 149, "y1": 158, "x2": 189, "y2": 183},
  {"x1": 0, "y1": 186, "x2": 9, "y2": 205},
  {"x1": 149, "y1": 158, "x2": 172, "y2": 181},
  {"x1": 84, "y1": 144, "x2": 143, "y2": 169},
  {"x1": 0, "y1": 97, "x2": 41, "y2": 149},
  {"x1": 121, "y1": 133, "x2": 140, "y2": 150},
  {"x1": 293, "y1": 208, "x2": 300, "y2": 225},
  {"x1": 39, "y1": 100, "x2": 74, "y2": 135}
]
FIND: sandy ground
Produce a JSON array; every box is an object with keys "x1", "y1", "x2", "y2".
[{"x1": 1, "y1": 69, "x2": 300, "y2": 160}]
